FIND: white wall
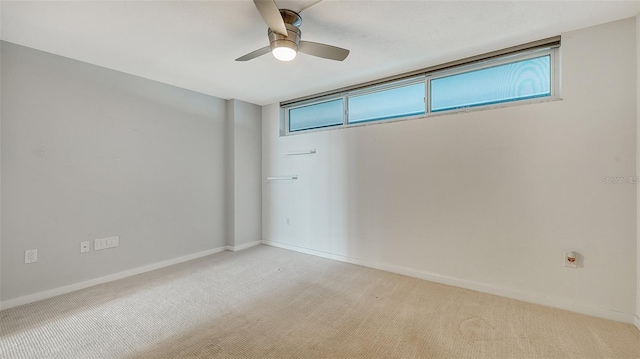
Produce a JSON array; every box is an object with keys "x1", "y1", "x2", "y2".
[
  {"x1": 263, "y1": 18, "x2": 637, "y2": 322},
  {"x1": 0, "y1": 5, "x2": 3, "y2": 305},
  {"x1": 226, "y1": 99, "x2": 262, "y2": 249},
  {"x1": 1, "y1": 42, "x2": 228, "y2": 302}
]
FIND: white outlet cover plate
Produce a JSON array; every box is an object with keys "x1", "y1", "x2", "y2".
[
  {"x1": 80, "y1": 241, "x2": 90, "y2": 253},
  {"x1": 94, "y1": 236, "x2": 119, "y2": 250},
  {"x1": 25, "y1": 249, "x2": 38, "y2": 264},
  {"x1": 564, "y1": 252, "x2": 577, "y2": 268}
]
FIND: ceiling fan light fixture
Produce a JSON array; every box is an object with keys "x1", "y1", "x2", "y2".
[
  {"x1": 236, "y1": 2, "x2": 349, "y2": 62},
  {"x1": 271, "y1": 40, "x2": 297, "y2": 61}
]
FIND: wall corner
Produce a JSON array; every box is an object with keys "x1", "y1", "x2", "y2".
[
  {"x1": 636, "y1": 13, "x2": 640, "y2": 329},
  {"x1": 225, "y1": 99, "x2": 236, "y2": 247}
]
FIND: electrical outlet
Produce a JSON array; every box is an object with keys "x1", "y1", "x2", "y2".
[
  {"x1": 25, "y1": 249, "x2": 38, "y2": 264},
  {"x1": 94, "y1": 236, "x2": 120, "y2": 251},
  {"x1": 80, "y1": 241, "x2": 90, "y2": 253},
  {"x1": 564, "y1": 251, "x2": 577, "y2": 268}
]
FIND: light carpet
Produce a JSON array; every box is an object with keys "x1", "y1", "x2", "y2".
[{"x1": 1, "y1": 245, "x2": 639, "y2": 358}]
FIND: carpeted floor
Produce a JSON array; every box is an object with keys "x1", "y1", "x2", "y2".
[{"x1": 1, "y1": 245, "x2": 639, "y2": 358}]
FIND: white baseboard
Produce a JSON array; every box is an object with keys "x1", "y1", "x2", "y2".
[
  {"x1": 635, "y1": 315, "x2": 640, "y2": 331},
  {"x1": 0, "y1": 245, "x2": 230, "y2": 311},
  {"x1": 262, "y1": 240, "x2": 635, "y2": 324},
  {"x1": 226, "y1": 240, "x2": 262, "y2": 252}
]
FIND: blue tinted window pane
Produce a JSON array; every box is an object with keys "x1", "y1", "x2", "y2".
[
  {"x1": 431, "y1": 55, "x2": 551, "y2": 112},
  {"x1": 348, "y1": 83, "x2": 425, "y2": 123},
  {"x1": 289, "y1": 99, "x2": 343, "y2": 132}
]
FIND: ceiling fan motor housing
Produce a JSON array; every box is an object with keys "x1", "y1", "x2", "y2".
[{"x1": 268, "y1": 10, "x2": 302, "y2": 53}]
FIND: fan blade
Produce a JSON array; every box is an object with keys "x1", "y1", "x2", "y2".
[
  {"x1": 235, "y1": 46, "x2": 271, "y2": 61},
  {"x1": 298, "y1": 41, "x2": 350, "y2": 61},
  {"x1": 253, "y1": 0, "x2": 288, "y2": 36}
]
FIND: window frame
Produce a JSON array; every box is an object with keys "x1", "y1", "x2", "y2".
[{"x1": 283, "y1": 45, "x2": 559, "y2": 136}]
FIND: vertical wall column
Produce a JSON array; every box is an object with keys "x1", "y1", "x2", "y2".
[
  {"x1": 226, "y1": 99, "x2": 262, "y2": 250},
  {"x1": 0, "y1": 4, "x2": 3, "y2": 304},
  {"x1": 636, "y1": 13, "x2": 640, "y2": 331}
]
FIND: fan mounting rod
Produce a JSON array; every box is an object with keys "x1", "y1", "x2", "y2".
[
  {"x1": 268, "y1": 10, "x2": 302, "y2": 61},
  {"x1": 278, "y1": 9, "x2": 302, "y2": 27}
]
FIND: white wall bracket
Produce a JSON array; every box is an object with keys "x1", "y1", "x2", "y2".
[
  {"x1": 267, "y1": 175, "x2": 298, "y2": 181},
  {"x1": 286, "y1": 149, "x2": 316, "y2": 156}
]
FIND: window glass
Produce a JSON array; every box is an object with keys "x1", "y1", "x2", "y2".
[
  {"x1": 430, "y1": 55, "x2": 551, "y2": 112},
  {"x1": 348, "y1": 82, "x2": 425, "y2": 124},
  {"x1": 289, "y1": 99, "x2": 343, "y2": 132}
]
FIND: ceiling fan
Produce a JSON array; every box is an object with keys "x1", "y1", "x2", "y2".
[{"x1": 236, "y1": 0, "x2": 350, "y2": 62}]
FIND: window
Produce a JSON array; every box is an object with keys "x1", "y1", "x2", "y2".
[
  {"x1": 348, "y1": 82, "x2": 425, "y2": 124},
  {"x1": 282, "y1": 38, "x2": 559, "y2": 134},
  {"x1": 289, "y1": 98, "x2": 343, "y2": 132},
  {"x1": 430, "y1": 55, "x2": 551, "y2": 112}
]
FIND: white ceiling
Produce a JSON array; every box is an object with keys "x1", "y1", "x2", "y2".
[{"x1": 1, "y1": 1, "x2": 639, "y2": 105}]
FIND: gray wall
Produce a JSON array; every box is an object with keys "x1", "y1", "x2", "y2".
[{"x1": 1, "y1": 42, "x2": 229, "y2": 301}]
